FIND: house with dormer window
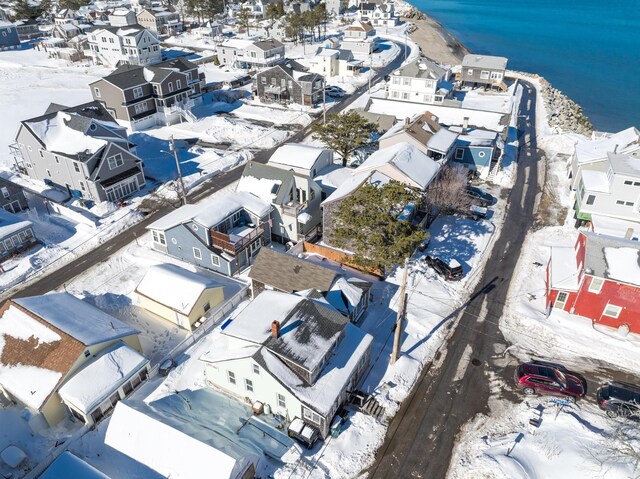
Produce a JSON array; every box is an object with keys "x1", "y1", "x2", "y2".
[
  {"x1": 87, "y1": 25, "x2": 161, "y2": 67},
  {"x1": 11, "y1": 102, "x2": 145, "y2": 204},
  {"x1": 200, "y1": 290, "x2": 372, "y2": 438},
  {"x1": 147, "y1": 190, "x2": 272, "y2": 276},
  {"x1": 387, "y1": 56, "x2": 450, "y2": 105},
  {"x1": 546, "y1": 231, "x2": 640, "y2": 333}
]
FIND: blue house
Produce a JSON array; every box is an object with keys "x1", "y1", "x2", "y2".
[
  {"x1": 450, "y1": 126, "x2": 502, "y2": 179},
  {"x1": 147, "y1": 191, "x2": 273, "y2": 276},
  {"x1": 0, "y1": 209, "x2": 37, "y2": 258},
  {"x1": 0, "y1": 21, "x2": 20, "y2": 50}
]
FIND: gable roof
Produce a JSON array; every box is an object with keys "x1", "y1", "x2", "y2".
[
  {"x1": 249, "y1": 248, "x2": 338, "y2": 293},
  {"x1": 394, "y1": 57, "x2": 446, "y2": 80},
  {"x1": 574, "y1": 127, "x2": 640, "y2": 165},
  {"x1": 13, "y1": 293, "x2": 138, "y2": 346},
  {"x1": 135, "y1": 264, "x2": 223, "y2": 315},
  {"x1": 607, "y1": 152, "x2": 640, "y2": 178},
  {"x1": 237, "y1": 161, "x2": 296, "y2": 205},
  {"x1": 267, "y1": 144, "x2": 327, "y2": 172},
  {"x1": 0, "y1": 209, "x2": 32, "y2": 239},
  {"x1": 380, "y1": 111, "x2": 441, "y2": 146},
  {"x1": 583, "y1": 231, "x2": 640, "y2": 286},
  {"x1": 346, "y1": 20, "x2": 374, "y2": 32},
  {"x1": 253, "y1": 38, "x2": 283, "y2": 51},
  {"x1": 40, "y1": 452, "x2": 110, "y2": 479}
]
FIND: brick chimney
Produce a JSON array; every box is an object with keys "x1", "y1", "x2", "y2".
[{"x1": 271, "y1": 320, "x2": 281, "y2": 338}]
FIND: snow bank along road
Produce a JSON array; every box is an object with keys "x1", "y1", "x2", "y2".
[
  {"x1": 0, "y1": 43, "x2": 407, "y2": 304},
  {"x1": 367, "y1": 81, "x2": 542, "y2": 479}
]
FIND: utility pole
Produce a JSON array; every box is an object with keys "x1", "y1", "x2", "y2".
[
  {"x1": 404, "y1": 29, "x2": 408, "y2": 62},
  {"x1": 368, "y1": 56, "x2": 372, "y2": 93},
  {"x1": 391, "y1": 258, "x2": 409, "y2": 365},
  {"x1": 323, "y1": 81, "x2": 327, "y2": 124},
  {"x1": 170, "y1": 136, "x2": 187, "y2": 206}
]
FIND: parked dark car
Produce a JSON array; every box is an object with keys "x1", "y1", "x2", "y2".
[
  {"x1": 158, "y1": 358, "x2": 176, "y2": 377},
  {"x1": 514, "y1": 360, "x2": 586, "y2": 400},
  {"x1": 597, "y1": 382, "x2": 640, "y2": 419},
  {"x1": 465, "y1": 186, "x2": 494, "y2": 207},
  {"x1": 424, "y1": 254, "x2": 463, "y2": 280}
]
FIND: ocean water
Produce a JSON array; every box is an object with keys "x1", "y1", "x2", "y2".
[{"x1": 409, "y1": 0, "x2": 640, "y2": 132}]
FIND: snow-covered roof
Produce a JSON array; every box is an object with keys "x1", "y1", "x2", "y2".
[
  {"x1": 549, "y1": 246, "x2": 580, "y2": 291},
  {"x1": 147, "y1": 191, "x2": 271, "y2": 231},
  {"x1": 105, "y1": 402, "x2": 250, "y2": 479},
  {"x1": 14, "y1": 293, "x2": 138, "y2": 346},
  {"x1": 356, "y1": 142, "x2": 440, "y2": 190},
  {"x1": 236, "y1": 174, "x2": 282, "y2": 203},
  {"x1": 221, "y1": 38, "x2": 254, "y2": 50},
  {"x1": 268, "y1": 144, "x2": 327, "y2": 171},
  {"x1": 321, "y1": 170, "x2": 391, "y2": 205},
  {"x1": 607, "y1": 152, "x2": 640, "y2": 178},
  {"x1": 452, "y1": 127, "x2": 498, "y2": 147},
  {"x1": 325, "y1": 277, "x2": 365, "y2": 314},
  {"x1": 583, "y1": 231, "x2": 640, "y2": 286},
  {"x1": 136, "y1": 264, "x2": 223, "y2": 316},
  {"x1": 58, "y1": 342, "x2": 148, "y2": 415},
  {"x1": 590, "y1": 215, "x2": 640, "y2": 241},
  {"x1": 257, "y1": 322, "x2": 372, "y2": 415},
  {"x1": 200, "y1": 336, "x2": 261, "y2": 364},
  {"x1": 427, "y1": 128, "x2": 459, "y2": 153},
  {"x1": 314, "y1": 164, "x2": 353, "y2": 193},
  {"x1": 574, "y1": 127, "x2": 640, "y2": 165},
  {"x1": 40, "y1": 452, "x2": 110, "y2": 479},
  {"x1": 580, "y1": 169, "x2": 609, "y2": 193},
  {"x1": 0, "y1": 209, "x2": 32, "y2": 239},
  {"x1": 462, "y1": 54, "x2": 508, "y2": 71},
  {"x1": 0, "y1": 305, "x2": 63, "y2": 410},
  {"x1": 0, "y1": 21, "x2": 15, "y2": 28},
  {"x1": 25, "y1": 111, "x2": 107, "y2": 157}
]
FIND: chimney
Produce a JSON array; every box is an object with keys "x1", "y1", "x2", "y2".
[
  {"x1": 625, "y1": 227, "x2": 634, "y2": 240},
  {"x1": 271, "y1": 320, "x2": 281, "y2": 338},
  {"x1": 405, "y1": 117, "x2": 410, "y2": 125},
  {"x1": 462, "y1": 117, "x2": 469, "y2": 135},
  {"x1": 614, "y1": 144, "x2": 618, "y2": 154}
]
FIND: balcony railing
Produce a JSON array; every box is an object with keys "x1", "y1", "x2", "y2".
[
  {"x1": 282, "y1": 201, "x2": 306, "y2": 216},
  {"x1": 210, "y1": 223, "x2": 264, "y2": 255}
]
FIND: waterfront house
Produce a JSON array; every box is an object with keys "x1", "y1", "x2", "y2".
[
  {"x1": 387, "y1": 57, "x2": 450, "y2": 105},
  {"x1": 147, "y1": 190, "x2": 272, "y2": 276},
  {"x1": 200, "y1": 290, "x2": 373, "y2": 438},
  {"x1": 459, "y1": 54, "x2": 508, "y2": 91},
  {"x1": 309, "y1": 47, "x2": 362, "y2": 78},
  {"x1": 89, "y1": 57, "x2": 205, "y2": 130},
  {"x1": 342, "y1": 20, "x2": 375, "y2": 55},
  {"x1": 546, "y1": 231, "x2": 640, "y2": 334},
  {"x1": 255, "y1": 60, "x2": 324, "y2": 106},
  {"x1": 12, "y1": 102, "x2": 145, "y2": 204},
  {"x1": 450, "y1": 122, "x2": 502, "y2": 178},
  {"x1": 0, "y1": 293, "x2": 145, "y2": 427},
  {"x1": 135, "y1": 263, "x2": 225, "y2": 331}
]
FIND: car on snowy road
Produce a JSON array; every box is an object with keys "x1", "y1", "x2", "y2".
[
  {"x1": 597, "y1": 381, "x2": 640, "y2": 420},
  {"x1": 514, "y1": 360, "x2": 586, "y2": 400}
]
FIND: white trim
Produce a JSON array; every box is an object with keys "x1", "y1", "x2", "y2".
[
  {"x1": 603, "y1": 303, "x2": 622, "y2": 318},
  {"x1": 588, "y1": 277, "x2": 604, "y2": 294}
]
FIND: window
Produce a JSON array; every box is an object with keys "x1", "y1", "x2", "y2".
[
  {"x1": 303, "y1": 407, "x2": 322, "y2": 424},
  {"x1": 401, "y1": 92, "x2": 409, "y2": 100},
  {"x1": 203, "y1": 301, "x2": 210, "y2": 312},
  {"x1": 277, "y1": 393, "x2": 286, "y2": 409},
  {"x1": 211, "y1": 254, "x2": 220, "y2": 266},
  {"x1": 249, "y1": 239, "x2": 261, "y2": 255},
  {"x1": 153, "y1": 84, "x2": 160, "y2": 95},
  {"x1": 176, "y1": 79, "x2": 182, "y2": 89},
  {"x1": 455, "y1": 148, "x2": 464, "y2": 160},
  {"x1": 38, "y1": 149, "x2": 44, "y2": 158},
  {"x1": 392, "y1": 76, "x2": 399, "y2": 85},
  {"x1": 134, "y1": 102, "x2": 148, "y2": 115},
  {"x1": 133, "y1": 86, "x2": 143, "y2": 98},
  {"x1": 227, "y1": 370, "x2": 236, "y2": 384},
  {"x1": 480, "y1": 70, "x2": 490, "y2": 79},
  {"x1": 152, "y1": 230, "x2": 166, "y2": 245},
  {"x1": 253, "y1": 364, "x2": 260, "y2": 375},
  {"x1": 261, "y1": 76, "x2": 266, "y2": 84},
  {"x1": 391, "y1": 91, "x2": 399, "y2": 99},
  {"x1": 79, "y1": 181, "x2": 85, "y2": 191},
  {"x1": 467, "y1": 68, "x2": 473, "y2": 75},
  {"x1": 168, "y1": 82, "x2": 174, "y2": 92},
  {"x1": 402, "y1": 78, "x2": 410, "y2": 86},
  {"x1": 84, "y1": 350, "x2": 91, "y2": 358},
  {"x1": 554, "y1": 291, "x2": 569, "y2": 309},
  {"x1": 1, "y1": 187, "x2": 8, "y2": 199},
  {"x1": 193, "y1": 247, "x2": 202, "y2": 260},
  {"x1": 245, "y1": 378, "x2": 254, "y2": 392},
  {"x1": 588, "y1": 277, "x2": 604, "y2": 294},
  {"x1": 586, "y1": 194, "x2": 596, "y2": 205},
  {"x1": 94, "y1": 86, "x2": 101, "y2": 97},
  {"x1": 603, "y1": 304, "x2": 622, "y2": 318},
  {"x1": 74, "y1": 161, "x2": 80, "y2": 173},
  {"x1": 624, "y1": 180, "x2": 633, "y2": 185},
  {"x1": 107, "y1": 154, "x2": 124, "y2": 170},
  {"x1": 490, "y1": 71, "x2": 502, "y2": 80},
  {"x1": 46, "y1": 169, "x2": 52, "y2": 177},
  {"x1": 478, "y1": 151, "x2": 486, "y2": 158}
]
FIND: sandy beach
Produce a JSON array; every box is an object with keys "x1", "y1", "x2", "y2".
[{"x1": 397, "y1": 0, "x2": 470, "y2": 65}]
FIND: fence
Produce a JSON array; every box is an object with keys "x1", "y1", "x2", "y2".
[
  {"x1": 148, "y1": 284, "x2": 249, "y2": 377},
  {"x1": 302, "y1": 242, "x2": 384, "y2": 278}
]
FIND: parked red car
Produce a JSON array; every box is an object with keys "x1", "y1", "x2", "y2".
[{"x1": 514, "y1": 360, "x2": 587, "y2": 400}]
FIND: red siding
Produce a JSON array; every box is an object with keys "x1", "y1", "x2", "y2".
[{"x1": 573, "y1": 276, "x2": 640, "y2": 332}]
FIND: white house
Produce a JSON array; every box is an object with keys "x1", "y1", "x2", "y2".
[
  {"x1": 108, "y1": 8, "x2": 137, "y2": 26},
  {"x1": 217, "y1": 38, "x2": 285, "y2": 69},
  {"x1": 387, "y1": 57, "x2": 450, "y2": 105},
  {"x1": 200, "y1": 290, "x2": 373, "y2": 438},
  {"x1": 87, "y1": 25, "x2": 161, "y2": 67},
  {"x1": 359, "y1": 1, "x2": 396, "y2": 27},
  {"x1": 309, "y1": 47, "x2": 362, "y2": 78},
  {"x1": 267, "y1": 143, "x2": 333, "y2": 178},
  {"x1": 105, "y1": 402, "x2": 258, "y2": 479},
  {"x1": 341, "y1": 20, "x2": 375, "y2": 54}
]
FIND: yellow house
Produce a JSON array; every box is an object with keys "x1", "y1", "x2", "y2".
[
  {"x1": 0, "y1": 293, "x2": 143, "y2": 428},
  {"x1": 135, "y1": 263, "x2": 225, "y2": 331}
]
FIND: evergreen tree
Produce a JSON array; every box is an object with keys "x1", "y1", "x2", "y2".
[
  {"x1": 330, "y1": 181, "x2": 427, "y2": 271},
  {"x1": 58, "y1": 0, "x2": 90, "y2": 10},
  {"x1": 237, "y1": 7, "x2": 251, "y2": 33},
  {"x1": 311, "y1": 111, "x2": 377, "y2": 167},
  {"x1": 265, "y1": 2, "x2": 280, "y2": 21}
]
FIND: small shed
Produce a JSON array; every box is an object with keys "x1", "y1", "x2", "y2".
[{"x1": 135, "y1": 264, "x2": 225, "y2": 331}]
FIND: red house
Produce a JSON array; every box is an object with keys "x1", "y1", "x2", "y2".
[{"x1": 546, "y1": 231, "x2": 640, "y2": 333}]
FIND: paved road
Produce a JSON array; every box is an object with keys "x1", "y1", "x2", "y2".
[
  {"x1": 0, "y1": 42, "x2": 407, "y2": 303},
  {"x1": 368, "y1": 80, "x2": 542, "y2": 479}
]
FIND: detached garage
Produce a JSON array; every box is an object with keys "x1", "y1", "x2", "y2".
[{"x1": 135, "y1": 263, "x2": 225, "y2": 331}]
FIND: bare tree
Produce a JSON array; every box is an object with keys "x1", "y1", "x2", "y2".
[
  {"x1": 586, "y1": 418, "x2": 640, "y2": 477},
  {"x1": 423, "y1": 164, "x2": 472, "y2": 223}
]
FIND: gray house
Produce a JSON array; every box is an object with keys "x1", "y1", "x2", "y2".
[
  {"x1": 0, "y1": 209, "x2": 37, "y2": 259},
  {"x1": 147, "y1": 191, "x2": 273, "y2": 276},
  {"x1": 89, "y1": 57, "x2": 205, "y2": 131},
  {"x1": 0, "y1": 21, "x2": 20, "y2": 50},
  {"x1": 0, "y1": 178, "x2": 28, "y2": 213},
  {"x1": 237, "y1": 161, "x2": 323, "y2": 244},
  {"x1": 11, "y1": 102, "x2": 146, "y2": 204},
  {"x1": 255, "y1": 60, "x2": 323, "y2": 106},
  {"x1": 459, "y1": 54, "x2": 508, "y2": 90}
]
